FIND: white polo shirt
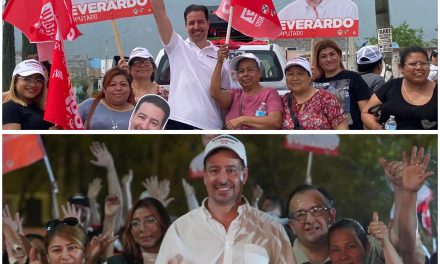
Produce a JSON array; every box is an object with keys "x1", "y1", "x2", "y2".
[
  {"x1": 279, "y1": 0, "x2": 359, "y2": 20},
  {"x1": 156, "y1": 198, "x2": 295, "y2": 264},
  {"x1": 164, "y1": 31, "x2": 231, "y2": 129}
]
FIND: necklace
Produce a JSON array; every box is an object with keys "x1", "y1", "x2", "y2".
[
  {"x1": 102, "y1": 101, "x2": 128, "y2": 130},
  {"x1": 402, "y1": 80, "x2": 429, "y2": 103}
]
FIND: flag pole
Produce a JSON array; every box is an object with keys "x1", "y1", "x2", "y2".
[
  {"x1": 111, "y1": 19, "x2": 125, "y2": 60},
  {"x1": 225, "y1": 6, "x2": 234, "y2": 44},
  {"x1": 305, "y1": 151, "x2": 313, "y2": 184}
]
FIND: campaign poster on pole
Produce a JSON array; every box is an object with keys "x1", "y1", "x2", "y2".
[
  {"x1": 72, "y1": 0, "x2": 153, "y2": 24},
  {"x1": 277, "y1": 0, "x2": 359, "y2": 38}
]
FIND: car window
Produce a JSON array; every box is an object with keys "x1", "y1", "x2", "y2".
[{"x1": 155, "y1": 52, "x2": 170, "y2": 85}]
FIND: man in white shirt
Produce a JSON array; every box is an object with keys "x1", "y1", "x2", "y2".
[
  {"x1": 428, "y1": 50, "x2": 437, "y2": 82},
  {"x1": 156, "y1": 135, "x2": 296, "y2": 263},
  {"x1": 279, "y1": 0, "x2": 359, "y2": 20},
  {"x1": 150, "y1": 1, "x2": 231, "y2": 129}
]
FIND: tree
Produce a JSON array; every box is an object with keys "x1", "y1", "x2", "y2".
[
  {"x1": 368, "y1": 21, "x2": 425, "y2": 47},
  {"x1": 2, "y1": 0, "x2": 16, "y2": 92},
  {"x1": 21, "y1": 34, "x2": 37, "y2": 60}
]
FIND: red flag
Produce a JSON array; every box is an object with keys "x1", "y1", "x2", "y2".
[
  {"x1": 3, "y1": 0, "x2": 81, "y2": 42},
  {"x1": 44, "y1": 34, "x2": 84, "y2": 130},
  {"x1": 416, "y1": 185, "x2": 433, "y2": 236},
  {"x1": 214, "y1": 0, "x2": 281, "y2": 39},
  {"x1": 3, "y1": 135, "x2": 45, "y2": 174}
]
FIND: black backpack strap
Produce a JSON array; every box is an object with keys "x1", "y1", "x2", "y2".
[{"x1": 287, "y1": 93, "x2": 302, "y2": 130}]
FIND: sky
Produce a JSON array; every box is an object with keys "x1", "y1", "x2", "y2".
[{"x1": 9, "y1": 0, "x2": 440, "y2": 59}]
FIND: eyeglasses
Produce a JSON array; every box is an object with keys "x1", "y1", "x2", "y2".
[
  {"x1": 405, "y1": 61, "x2": 430, "y2": 69},
  {"x1": 289, "y1": 205, "x2": 330, "y2": 222},
  {"x1": 131, "y1": 59, "x2": 152, "y2": 67},
  {"x1": 45, "y1": 217, "x2": 79, "y2": 233},
  {"x1": 129, "y1": 216, "x2": 158, "y2": 231},
  {"x1": 17, "y1": 76, "x2": 44, "y2": 86}
]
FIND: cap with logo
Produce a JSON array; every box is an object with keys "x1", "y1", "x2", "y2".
[
  {"x1": 12, "y1": 59, "x2": 46, "y2": 80},
  {"x1": 229, "y1": 53, "x2": 261, "y2": 71},
  {"x1": 284, "y1": 57, "x2": 312, "y2": 76},
  {"x1": 128, "y1": 47, "x2": 153, "y2": 65},
  {"x1": 203, "y1": 135, "x2": 247, "y2": 167},
  {"x1": 356, "y1": 46, "x2": 383, "y2": 65}
]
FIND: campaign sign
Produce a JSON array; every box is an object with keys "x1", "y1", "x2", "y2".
[
  {"x1": 72, "y1": 0, "x2": 153, "y2": 24},
  {"x1": 277, "y1": 0, "x2": 359, "y2": 39}
]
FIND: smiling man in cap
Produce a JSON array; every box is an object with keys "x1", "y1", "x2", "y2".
[{"x1": 156, "y1": 135, "x2": 295, "y2": 263}]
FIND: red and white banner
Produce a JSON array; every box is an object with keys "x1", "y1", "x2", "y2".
[
  {"x1": 44, "y1": 34, "x2": 84, "y2": 130},
  {"x1": 215, "y1": 0, "x2": 282, "y2": 39},
  {"x1": 3, "y1": 135, "x2": 46, "y2": 174},
  {"x1": 71, "y1": 0, "x2": 153, "y2": 24},
  {"x1": 3, "y1": 0, "x2": 82, "y2": 42},
  {"x1": 416, "y1": 184, "x2": 433, "y2": 236},
  {"x1": 277, "y1": 0, "x2": 359, "y2": 38},
  {"x1": 284, "y1": 135, "x2": 339, "y2": 156}
]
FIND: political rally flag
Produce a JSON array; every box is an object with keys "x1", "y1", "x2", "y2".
[
  {"x1": 214, "y1": 0, "x2": 282, "y2": 39},
  {"x1": 44, "y1": 33, "x2": 84, "y2": 130},
  {"x1": 3, "y1": 0, "x2": 82, "y2": 42},
  {"x1": 3, "y1": 135, "x2": 46, "y2": 174}
]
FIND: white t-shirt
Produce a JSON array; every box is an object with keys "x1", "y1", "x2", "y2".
[
  {"x1": 156, "y1": 198, "x2": 295, "y2": 264},
  {"x1": 279, "y1": 0, "x2": 359, "y2": 20},
  {"x1": 428, "y1": 64, "x2": 438, "y2": 81},
  {"x1": 164, "y1": 31, "x2": 231, "y2": 129}
]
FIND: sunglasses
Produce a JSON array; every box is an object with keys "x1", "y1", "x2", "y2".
[{"x1": 45, "y1": 217, "x2": 79, "y2": 233}]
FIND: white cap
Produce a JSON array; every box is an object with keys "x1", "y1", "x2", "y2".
[
  {"x1": 12, "y1": 59, "x2": 46, "y2": 80},
  {"x1": 284, "y1": 57, "x2": 312, "y2": 76},
  {"x1": 229, "y1": 53, "x2": 261, "y2": 71},
  {"x1": 128, "y1": 47, "x2": 153, "y2": 65},
  {"x1": 203, "y1": 135, "x2": 247, "y2": 167},
  {"x1": 356, "y1": 46, "x2": 383, "y2": 65}
]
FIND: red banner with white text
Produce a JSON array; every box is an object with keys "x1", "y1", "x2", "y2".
[
  {"x1": 71, "y1": 0, "x2": 153, "y2": 24},
  {"x1": 215, "y1": 0, "x2": 281, "y2": 39},
  {"x1": 44, "y1": 35, "x2": 84, "y2": 130},
  {"x1": 277, "y1": 0, "x2": 359, "y2": 38}
]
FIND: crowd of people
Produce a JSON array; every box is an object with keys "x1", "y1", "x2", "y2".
[
  {"x1": 2, "y1": 1, "x2": 437, "y2": 130},
  {"x1": 2, "y1": 135, "x2": 437, "y2": 264}
]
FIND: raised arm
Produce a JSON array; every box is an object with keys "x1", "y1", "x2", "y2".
[
  {"x1": 210, "y1": 44, "x2": 233, "y2": 109},
  {"x1": 380, "y1": 147, "x2": 433, "y2": 263},
  {"x1": 368, "y1": 212, "x2": 403, "y2": 264},
  {"x1": 89, "y1": 142, "x2": 124, "y2": 230},
  {"x1": 87, "y1": 177, "x2": 103, "y2": 226},
  {"x1": 121, "y1": 169, "x2": 134, "y2": 220},
  {"x1": 151, "y1": 0, "x2": 174, "y2": 45}
]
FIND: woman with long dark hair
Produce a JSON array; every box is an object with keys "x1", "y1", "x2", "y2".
[{"x1": 107, "y1": 198, "x2": 171, "y2": 264}]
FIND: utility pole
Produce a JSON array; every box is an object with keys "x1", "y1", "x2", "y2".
[{"x1": 375, "y1": 0, "x2": 393, "y2": 78}]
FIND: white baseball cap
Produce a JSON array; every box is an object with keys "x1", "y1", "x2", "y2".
[
  {"x1": 356, "y1": 46, "x2": 383, "y2": 65},
  {"x1": 284, "y1": 57, "x2": 312, "y2": 76},
  {"x1": 12, "y1": 59, "x2": 46, "y2": 80},
  {"x1": 229, "y1": 53, "x2": 261, "y2": 71},
  {"x1": 203, "y1": 135, "x2": 247, "y2": 167},
  {"x1": 128, "y1": 47, "x2": 153, "y2": 65}
]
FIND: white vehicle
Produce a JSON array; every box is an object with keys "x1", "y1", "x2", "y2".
[{"x1": 154, "y1": 43, "x2": 289, "y2": 95}]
